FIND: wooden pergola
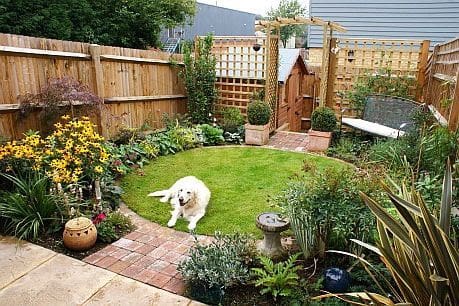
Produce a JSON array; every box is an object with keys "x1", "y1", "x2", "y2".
[{"x1": 255, "y1": 16, "x2": 347, "y2": 108}]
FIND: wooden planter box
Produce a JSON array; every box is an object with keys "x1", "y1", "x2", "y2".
[
  {"x1": 308, "y1": 130, "x2": 332, "y2": 152},
  {"x1": 245, "y1": 123, "x2": 270, "y2": 146}
]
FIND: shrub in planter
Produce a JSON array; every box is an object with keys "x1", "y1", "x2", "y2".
[
  {"x1": 245, "y1": 100, "x2": 272, "y2": 145},
  {"x1": 177, "y1": 232, "x2": 254, "y2": 304},
  {"x1": 309, "y1": 107, "x2": 337, "y2": 151}
]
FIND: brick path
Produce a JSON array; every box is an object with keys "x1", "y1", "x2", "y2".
[
  {"x1": 83, "y1": 205, "x2": 213, "y2": 295},
  {"x1": 265, "y1": 131, "x2": 309, "y2": 152}
]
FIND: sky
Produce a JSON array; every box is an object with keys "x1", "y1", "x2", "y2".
[{"x1": 198, "y1": 0, "x2": 309, "y2": 16}]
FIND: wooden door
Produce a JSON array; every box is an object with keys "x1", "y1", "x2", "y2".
[{"x1": 287, "y1": 68, "x2": 303, "y2": 132}]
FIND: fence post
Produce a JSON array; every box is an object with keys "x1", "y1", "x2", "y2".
[
  {"x1": 88, "y1": 44, "x2": 108, "y2": 138},
  {"x1": 326, "y1": 38, "x2": 337, "y2": 108},
  {"x1": 425, "y1": 44, "x2": 439, "y2": 105},
  {"x1": 416, "y1": 40, "x2": 430, "y2": 101},
  {"x1": 319, "y1": 24, "x2": 332, "y2": 107},
  {"x1": 448, "y1": 69, "x2": 459, "y2": 130}
]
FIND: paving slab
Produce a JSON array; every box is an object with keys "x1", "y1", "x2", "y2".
[
  {"x1": 0, "y1": 236, "x2": 56, "y2": 289},
  {"x1": 0, "y1": 253, "x2": 116, "y2": 305},
  {"x1": 83, "y1": 275, "x2": 191, "y2": 306}
]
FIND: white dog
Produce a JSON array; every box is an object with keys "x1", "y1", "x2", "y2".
[{"x1": 148, "y1": 176, "x2": 211, "y2": 230}]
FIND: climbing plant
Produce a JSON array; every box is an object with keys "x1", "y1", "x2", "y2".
[{"x1": 181, "y1": 34, "x2": 217, "y2": 124}]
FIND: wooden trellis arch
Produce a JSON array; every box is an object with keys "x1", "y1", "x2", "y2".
[{"x1": 206, "y1": 16, "x2": 346, "y2": 132}]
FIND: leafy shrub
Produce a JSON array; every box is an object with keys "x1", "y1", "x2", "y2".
[
  {"x1": 181, "y1": 34, "x2": 217, "y2": 124},
  {"x1": 18, "y1": 77, "x2": 102, "y2": 135},
  {"x1": 311, "y1": 107, "x2": 337, "y2": 132},
  {"x1": 178, "y1": 232, "x2": 254, "y2": 303},
  {"x1": 340, "y1": 163, "x2": 459, "y2": 305},
  {"x1": 95, "y1": 211, "x2": 134, "y2": 243},
  {"x1": 0, "y1": 173, "x2": 65, "y2": 240},
  {"x1": 251, "y1": 253, "x2": 302, "y2": 301},
  {"x1": 277, "y1": 164, "x2": 378, "y2": 257},
  {"x1": 224, "y1": 125, "x2": 245, "y2": 144},
  {"x1": 111, "y1": 127, "x2": 145, "y2": 145},
  {"x1": 167, "y1": 125, "x2": 200, "y2": 150},
  {"x1": 247, "y1": 100, "x2": 271, "y2": 125},
  {"x1": 220, "y1": 107, "x2": 245, "y2": 133},
  {"x1": 197, "y1": 124, "x2": 224, "y2": 145}
]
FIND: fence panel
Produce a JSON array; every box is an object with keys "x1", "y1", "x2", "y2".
[
  {"x1": 424, "y1": 38, "x2": 459, "y2": 130},
  {"x1": 0, "y1": 33, "x2": 186, "y2": 139}
]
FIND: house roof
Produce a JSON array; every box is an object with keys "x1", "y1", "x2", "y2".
[{"x1": 278, "y1": 49, "x2": 307, "y2": 83}]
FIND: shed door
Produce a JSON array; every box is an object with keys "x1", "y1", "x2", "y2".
[{"x1": 287, "y1": 68, "x2": 303, "y2": 132}]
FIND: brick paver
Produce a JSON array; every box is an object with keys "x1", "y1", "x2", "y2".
[
  {"x1": 265, "y1": 131, "x2": 309, "y2": 152},
  {"x1": 83, "y1": 205, "x2": 214, "y2": 295}
]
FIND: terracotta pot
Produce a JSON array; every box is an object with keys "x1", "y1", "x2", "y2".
[
  {"x1": 63, "y1": 217, "x2": 97, "y2": 251},
  {"x1": 308, "y1": 129, "x2": 332, "y2": 151},
  {"x1": 245, "y1": 123, "x2": 270, "y2": 145}
]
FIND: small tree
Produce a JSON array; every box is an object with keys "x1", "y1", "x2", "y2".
[
  {"x1": 181, "y1": 34, "x2": 217, "y2": 124},
  {"x1": 267, "y1": 0, "x2": 308, "y2": 48}
]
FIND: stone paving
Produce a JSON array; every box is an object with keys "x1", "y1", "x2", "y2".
[
  {"x1": 265, "y1": 131, "x2": 309, "y2": 152},
  {"x1": 0, "y1": 235, "x2": 204, "y2": 306},
  {"x1": 83, "y1": 205, "x2": 213, "y2": 296}
]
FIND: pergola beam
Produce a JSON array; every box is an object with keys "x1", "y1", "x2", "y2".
[{"x1": 255, "y1": 16, "x2": 347, "y2": 33}]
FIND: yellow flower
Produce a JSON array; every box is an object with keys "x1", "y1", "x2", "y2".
[
  {"x1": 61, "y1": 115, "x2": 70, "y2": 120},
  {"x1": 94, "y1": 165, "x2": 103, "y2": 174}
]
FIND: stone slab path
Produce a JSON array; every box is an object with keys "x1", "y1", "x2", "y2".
[
  {"x1": 0, "y1": 235, "x2": 204, "y2": 306},
  {"x1": 266, "y1": 131, "x2": 309, "y2": 152},
  {"x1": 83, "y1": 205, "x2": 213, "y2": 296}
]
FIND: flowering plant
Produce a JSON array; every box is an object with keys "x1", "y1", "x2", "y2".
[
  {"x1": 43, "y1": 116, "x2": 109, "y2": 184},
  {"x1": 0, "y1": 116, "x2": 110, "y2": 184}
]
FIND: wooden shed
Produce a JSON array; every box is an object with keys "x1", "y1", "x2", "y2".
[{"x1": 277, "y1": 49, "x2": 314, "y2": 132}]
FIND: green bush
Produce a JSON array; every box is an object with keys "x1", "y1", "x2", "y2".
[
  {"x1": 181, "y1": 35, "x2": 217, "y2": 124},
  {"x1": 277, "y1": 164, "x2": 378, "y2": 257},
  {"x1": 251, "y1": 253, "x2": 302, "y2": 301},
  {"x1": 0, "y1": 173, "x2": 65, "y2": 240},
  {"x1": 311, "y1": 107, "x2": 337, "y2": 132},
  {"x1": 220, "y1": 107, "x2": 245, "y2": 133},
  {"x1": 247, "y1": 100, "x2": 271, "y2": 125},
  {"x1": 178, "y1": 232, "x2": 254, "y2": 303},
  {"x1": 197, "y1": 124, "x2": 224, "y2": 146},
  {"x1": 96, "y1": 212, "x2": 135, "y2": 243}
]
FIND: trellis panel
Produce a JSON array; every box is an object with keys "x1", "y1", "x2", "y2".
[{"x1": 331, "y1": 38, "x2": 427, "y2": 112}]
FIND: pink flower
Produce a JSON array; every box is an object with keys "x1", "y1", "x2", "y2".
[{"x1": 92, "y1": 212, "x2": 106, "y2": 225}]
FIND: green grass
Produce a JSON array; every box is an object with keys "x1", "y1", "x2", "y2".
[{"x1": 121, "y1": 147, "x2": 346, "y2": 236}]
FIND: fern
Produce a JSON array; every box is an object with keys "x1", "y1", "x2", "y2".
[{"x1": 251, "y1": 253, "x2": 302, "y2": 300}]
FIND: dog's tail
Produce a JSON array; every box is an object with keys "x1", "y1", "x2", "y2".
[{"x1": 147, "y1": 190, "x2": 169, "y2": 197}]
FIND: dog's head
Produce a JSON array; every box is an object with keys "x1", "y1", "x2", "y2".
[{"x1": 177, "y1": 188, "x2": 195, "y2": 207}]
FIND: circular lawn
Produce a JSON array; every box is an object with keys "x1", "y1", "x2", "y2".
[{"x1": 121, "y1": 147, "x2": 347, "y2": 236}]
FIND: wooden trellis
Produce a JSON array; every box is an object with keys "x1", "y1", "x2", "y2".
[
  {"x1": 206, "y1": 16, "x2": 346, "y2": 132},
  {"x1": 329, "y1": 38, "x2": 430, "y2": 111}
]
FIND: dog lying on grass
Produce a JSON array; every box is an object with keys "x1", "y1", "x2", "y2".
[{"x1": 148, "y1": 176, "x2": 211, "y2": 230}]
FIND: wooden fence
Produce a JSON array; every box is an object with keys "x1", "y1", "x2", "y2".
[
  {"x1": 325, "y1": 38, "x2": 430, "y2": 112},
  {"x1": 424, "y1": 38, "x2": 459, "y2": 130},
  {"x1": 0, "y1": 33, "x2": 187, "y2": 140}
]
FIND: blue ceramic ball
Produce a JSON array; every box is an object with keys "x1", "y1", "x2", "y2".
[{"x1": 323, "y1": 267, "x2": 351, "y2": 293}]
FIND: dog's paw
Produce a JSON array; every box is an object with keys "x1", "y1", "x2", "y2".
[
  {"x1": 187, "y1": 224, "x2": 196, "y2": 231},
  {"x1": 167, "y1": 220, "x2": 176, "y2": 227}
]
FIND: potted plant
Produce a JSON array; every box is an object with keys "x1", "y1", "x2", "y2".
[
  {"x1": 245, "y1": 100, "x2": 271, "y2": 145},
  {"x1": 308, "y1": 107, "x2": 337, "y2": 151}
]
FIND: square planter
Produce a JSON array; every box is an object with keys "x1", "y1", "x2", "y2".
[
  {"x1": 308, "y1": 129, "x2": 332, "y2": 152},
  {"x1": 245, "y1": 123, "x2": 269, "y2": 146}
]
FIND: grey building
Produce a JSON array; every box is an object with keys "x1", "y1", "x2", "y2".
[
  {"x1": 308, "y1": 0, "x2": 459, "y2": 47},
  {"x1": 161, "y1": 2, "x2": 256, "y2": 51}
]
